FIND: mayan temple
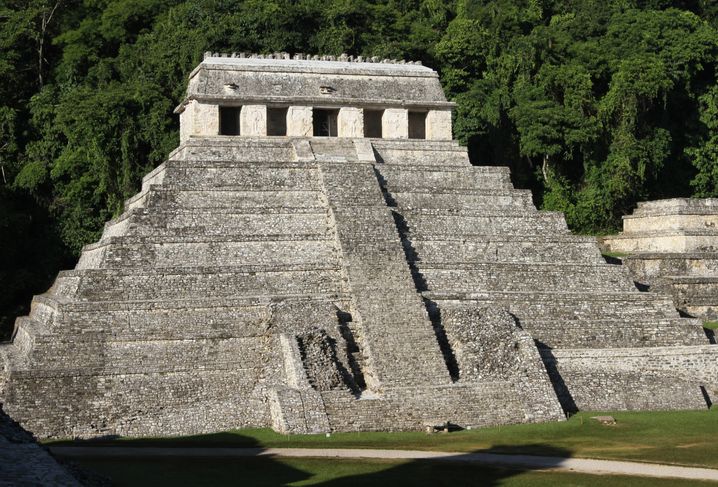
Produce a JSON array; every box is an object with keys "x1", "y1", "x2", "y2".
[{"x1": 0, "y1": 53, "x2": 716, "y2": 439}]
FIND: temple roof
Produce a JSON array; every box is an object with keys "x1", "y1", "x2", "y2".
[{"x1": 176, "y1": 52, "x2": 454, "y2": 113}]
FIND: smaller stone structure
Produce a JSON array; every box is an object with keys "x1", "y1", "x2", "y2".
[{"x1": 602, "y1": 198, "x2": 718, "y2": 320}]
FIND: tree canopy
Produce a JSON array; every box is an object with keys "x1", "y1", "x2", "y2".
[{"x1": 2, "y1": 0, "x2": 718, "y2": 337}]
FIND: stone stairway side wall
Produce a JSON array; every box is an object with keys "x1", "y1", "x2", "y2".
[
  {"x1": 543, "y1": 346, "x2": 718, "y2": 412},
  {"x1": 318, "y1": 161, "x2": 452, "y2": 390}
]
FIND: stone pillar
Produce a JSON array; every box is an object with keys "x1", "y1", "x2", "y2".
[
  {"x1": 382, "y1": 108, "x2": 408, "y2": 139},
  {"x1": 426, "y1": 110, "x2": 452, "y2": 140},
  {"x1": 286, "y1": 106, "x2": 313, "y2": 137},
  {"x1": 338, "y1": 107, "x2": 363, "y2": 138},
  {"x1": 179, "y1": 100, "x2": 219, "y2": 142},
  {"x1": 240, "y1": 105, "x2": 268, "y2": 136},
  {"x1": 179, "y1": 106, "x2": 193, "y2": 143}
]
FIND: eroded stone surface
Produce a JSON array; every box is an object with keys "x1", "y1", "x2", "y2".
[{"x1": 442, "y1": 307, "x2": 524, "y2": 382}]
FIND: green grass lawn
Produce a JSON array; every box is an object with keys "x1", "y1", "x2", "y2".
[
  {"x1": 70, "y1": 456, "x2": 717, "y2": 487},
  {"x1": 51, "y1": 410, "x2": 718, "y2": 468},
  {"x1": 703, "y1": 321, "x2": 718, "y2": 330}
]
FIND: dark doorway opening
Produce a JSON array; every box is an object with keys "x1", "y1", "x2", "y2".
[
  {"x1": 219, "y1": 106, "x2": 241, "y2": 135},
  {"x1": 267, "y1": 107, "x2": 288, "y2": 136},
  {"x1": 364, "y1": 110, "x2": 383, "y2": 138},
  {"x1": 408, "y1": 111, "x2": 427, "y2": 139},
  {"x1": 313, "y1": 109, "x2": 339, "y2": 137}
]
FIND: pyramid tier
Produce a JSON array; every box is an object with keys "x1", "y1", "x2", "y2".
[
  {"x1": 623, "y1": 252, "x2": 718, "y2": 280},
  {"x1": 103, "y1": 208, "x2": 331, "y2": 239},
  {"x1": 379, "y1": 165, "x2": 513, "y2": 192},
  {"x1": 399, "y1": 208, "x2": 571, "y2": 235},
  {"x1": 77, "y1": 235, "x2": 339, "y2": 269},
  {"x1": 416, "y1": 262, "x2": 637, "y2": 293},
  {"x1": 49, "y1": 265, "x2": 345, "y2": 301},
  {"x1": 408, "y1": 236, "x2": 603, "y2": 264}
]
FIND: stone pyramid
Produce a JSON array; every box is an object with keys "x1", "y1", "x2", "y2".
[{"x1": 0, "y1": 53, "x2": 715, "y2": 439}]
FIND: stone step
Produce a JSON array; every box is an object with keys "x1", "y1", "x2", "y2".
[
  {"x1": 27, "y1": 293, "x2": 349, "y2": 332},
  {"x1": 28, "y1": 295, "x2": 263, "y2": 335},
  {"x1": 631, "y1": 198, "x2": 718, "y2": 217},
  {"x1": 372, "y1": 139, "x2": 470, "y2": 166},
  {"x1": 391, "y1": 189, "x2": 535, "y2": 211},
  {"x1": 407, "y1": 236, "x2": 603, "y2": 264},
  {"x1": 49, "y1": 265, "x2": 344, "y2": 301},
  {"x1": 623, "y1": 252, "x2": 718, "y2": 282},
  {"x1": 378, "y1": 165, "x2": 512, "y2": 191},
  {"x1": 104, "y1": 208, "x2": 330, "y2": 239},
  {"x1": 603, "y1": 229, "x2": 718, "y2": 253},
  {"x1": 143, "y1": 160, "x2": 321, "y2": 192},
  {"x1": 657, "y1": 276, "x2": 718, "y2": 306},
  {"x1": 77, "y1": 236, "x2": 339, "y2": 269},
  {"x1": 310, "y1": 138, "x2": 360, "y2": 162},
  {"x1": 126, "y1": 186, "x2": 326, "y2": 212},
  {"x1": 169, "y1": 136, "x2": 296, "y2": 162},
  {"x1": 417, "y1": 262, "x2": 637, "y2": 293},
  {"x1": 426, "y1": 290, "x2": 680, "y2": 321},
  {"x1": 320, "y1": 381, "x2": 563, "y2": 431},
  {"x1": 19, "y1": 334, "x2": 273, "y2": 372},
  {"x1": 520, "y1": 317, "x2": 708, "y2": 349},
  {"x1": 622, "y1": 213, "x2": 718, "y2": 233},
  {"x1": 397, "y1": 209, "x2": 569, "y2": 236}
]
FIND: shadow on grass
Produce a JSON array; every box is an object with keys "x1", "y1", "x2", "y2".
[
  {"x1": 54, "y1": 433, "x2": 573, "y2": 487},
  {"x1": 313, "y1": 445, "x2": 572, "y2": 487}
]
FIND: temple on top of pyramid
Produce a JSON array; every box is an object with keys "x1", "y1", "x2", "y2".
[
  {"x1": 0, "y1": 54, "x2": 716, "y2": 440},
  {"x1": 175, "y1": 51, "x2": 453, "y2": 141}
]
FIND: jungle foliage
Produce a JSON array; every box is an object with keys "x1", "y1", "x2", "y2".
[{"x1": 2, "y1": 0, "x2": 718, "y2": 336}]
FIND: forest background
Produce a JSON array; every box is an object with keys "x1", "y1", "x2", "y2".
[{"x1": 1, "y1": 0, "x2": 718, "y2": 337}]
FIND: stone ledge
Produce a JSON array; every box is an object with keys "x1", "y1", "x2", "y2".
[
  {"x1": 85, "y1": 233, "x2": 335, "y2": 251},
  {"x1": 546, "y1": 345, "x2": 718, "y2": 358}
]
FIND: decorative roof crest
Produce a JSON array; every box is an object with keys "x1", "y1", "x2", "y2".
[{"x1": 202, "y1": 51, "x2": 422, "y2": 65}]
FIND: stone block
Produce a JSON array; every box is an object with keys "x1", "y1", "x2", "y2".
[
  {"x1": 338, "y1": 107, "x2": 363, "y2": 137},
  {"x1": 382, "y1": 109, "x2": 408, "y2": 139},
  {"x1": 287, "y1": 106, "x2": 313, "y2": 137},
  {"x1": 240, "y1": 105, "x2": 267, "y2": 136},
  {"x1": 180, "y1": 100, "x2": 219, "y2": 141},
  {"x1": 426, "y1": 110, "x2": 452, "y2": 140}
]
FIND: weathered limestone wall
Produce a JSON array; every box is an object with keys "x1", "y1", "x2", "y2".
[
  {"x1": 544, "y1": 346, "x2": 717, "y2": 411},
  {"x1": 179, "y1": 100, "x2": 219, "y2": 141}
]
